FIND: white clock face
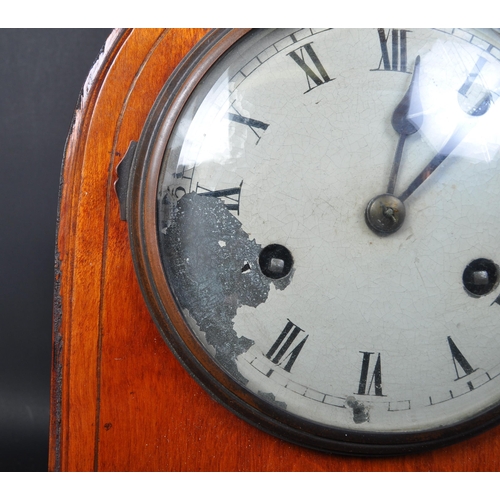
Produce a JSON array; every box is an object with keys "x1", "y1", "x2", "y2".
[{"x1": 156, "y1": 29, "x2": 500, "y2": 440}]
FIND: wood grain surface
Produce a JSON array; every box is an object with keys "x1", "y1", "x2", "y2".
[{"x1": 49, "y1": 28, "x2": 500, "y2": 472}]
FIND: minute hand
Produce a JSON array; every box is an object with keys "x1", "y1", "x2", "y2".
[{"x1": 398, "y1": 119, "x2": 475, "y2": 202}]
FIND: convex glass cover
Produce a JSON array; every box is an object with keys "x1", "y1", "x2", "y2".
[{"x1": 128, "y1": 29, "x2": 500, "y2": 454}]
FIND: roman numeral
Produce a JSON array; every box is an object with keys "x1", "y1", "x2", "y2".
[
  {"x1": 356, "y1": 352, "x2": 384, "y2": 396},
  {"x1": 266, "y1": 320, "x2": 308, "y2": 374},
  {"x1": 287, "y1": 43, "x2": 332, "y2": 93},
  {"x1": 459, "y1": 56, "x2": 488, "y2": 97},
  {"x1": 458, "y1": 55, "x2": 493, "y2": 116},
  {"x1": 170, "y1": 164, "x2": 196, "y2": 197},
  {"x1": 373, "y1": 29, "x2": 411, "y2": 73},
  {"x1": 448, "y1": 336, "x2": 477, "y2": 380},
  {"x1": 196, "y1": 181, "x2": 243, "y2": 214},
  {"x1": 173, "y1": 164, "x2": 194, "y2": 180},
  {"x1": 226, "y1": 106, "x2": 269, "y2": 144}
]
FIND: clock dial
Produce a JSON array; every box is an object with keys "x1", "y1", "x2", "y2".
[{"x1": 132, "y1": 28, "x2": 500, "y2": 453}]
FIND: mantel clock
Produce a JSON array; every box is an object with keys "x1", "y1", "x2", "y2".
[{"x1": 50, "y1": 28, "x2": 500, "y2": 471}]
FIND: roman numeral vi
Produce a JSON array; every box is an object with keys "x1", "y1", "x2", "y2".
[{"x1": 357, "y1": 351, "x2": 384, "y2": 396}]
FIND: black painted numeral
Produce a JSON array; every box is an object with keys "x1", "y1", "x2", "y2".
[
  {"x1": 287, "y1": 43, "x2": 332, "y2": 93},
  {"x1": 457, "y1": 55, "x2": 493, "y2": 115},
  {"x1": 373, "y1": 29, "x2": 411, "y2": 73},
  {"x1": 173, "y1": 164, "x2": 194, "y2": 180},
  {"x1": 196, "y1": 181, "x2": 243, "y2": 214},
  {"x1": 459, "y1": 56, "x2": 488, "y2": 97},
  {"x1": 226, "y1": 106, "x2": 269, "y2": 144},
  {"x1": 448, "y1": 336, "x2": 477, "y2": 380},
  {"x1": 356, "y1": 351, "x2": 384, "y2": 396},
  {"x1": 171, "y1": 164, "x2": 196, "y2": 197},
  {"x1": 266, "y1": 320, "x2": 308, "y2": 374}
]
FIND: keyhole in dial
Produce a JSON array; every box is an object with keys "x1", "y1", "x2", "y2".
[
  {"x1": 458, "y1": 83, "x2": 491, "y2": 116},
  {"x1": 259, "y1": 244, "x2": 294, "y2": 279},
  {"x1": 462, "y1": 258, "x2": 500, "y2": 297}
]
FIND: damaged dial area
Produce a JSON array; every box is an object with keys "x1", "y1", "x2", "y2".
[
  {"x1": 156, "y1": 29, "x2": 500, "y2": 438},
  {"x1": 161, "y1": 192, "x2": 292, "y2": 384}
]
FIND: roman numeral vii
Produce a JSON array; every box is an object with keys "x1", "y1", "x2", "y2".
[{"x1": 266, "y1": 320, "x2": 308, "y2": 375}]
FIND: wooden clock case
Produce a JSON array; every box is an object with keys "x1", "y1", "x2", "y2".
[{"x1": 49, "y1": 28, "x2": 500, "y2": 471}]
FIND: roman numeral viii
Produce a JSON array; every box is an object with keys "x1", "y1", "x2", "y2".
[
  {"x1": 287, "y1": 43, "x2": 333, "y2": 93},
  {"x1": 356, "y1": 351, "x2": 384, "y2": 396},
  {"x1": 196, "y1": 181, "x2": 243, "y2": 214},
  {"x1": 373, "y1": 29, "x2": 411, "y2": 73},
  {"x1": 266, "y1": 319, "x2": 308, "y2": 375}
]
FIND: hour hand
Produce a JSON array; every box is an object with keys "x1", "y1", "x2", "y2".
[
  {"x1": 387, "y1": 56, "x2": 424, "y2": 194},
  {"x1": 398, "y1": 119, "x2": 473, "y2": 202},
  {"x1": 398, "y1": 92, "x2": 491, "y2": 202}
]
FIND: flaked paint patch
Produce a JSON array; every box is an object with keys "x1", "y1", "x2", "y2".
[
  {"x1": 162, "y1": 193, "x2": 292, "y2": 385},
  {"x1": 345, "y1": 396, "x2": 370, "y2": 424},
  {"x1": 258, "y1": 391, "x2": 287, "y2": 410}
]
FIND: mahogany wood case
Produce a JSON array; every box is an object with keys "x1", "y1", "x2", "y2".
[{"x1": 49, "y1": 28, "x2": 500, "y2": 472}]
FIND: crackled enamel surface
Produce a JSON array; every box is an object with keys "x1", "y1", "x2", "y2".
[{"x1": 158, "y1": 29, "x2": 500, "y2": 433}]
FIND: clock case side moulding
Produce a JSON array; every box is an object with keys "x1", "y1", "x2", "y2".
[
  {"x1": 51, "y1": 28, "x2": 217, "y2": 472},
  {"x1": 51, "y1": 28, "x2": 133, "y2": 472},
  {"x1": 51, "y1": 27, "x2": 500, "y2": 471}
]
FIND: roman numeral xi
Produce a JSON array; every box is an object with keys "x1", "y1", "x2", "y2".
[{"x1": 287, "y1": 42, "x2": 333, "y2": 93}]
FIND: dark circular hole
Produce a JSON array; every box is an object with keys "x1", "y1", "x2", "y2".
[
  {"x1": 458, "y1": 86, "x2": 491, "y2": 117},
  {"x1": 259, "y1": 244, "x2": 293, "y2": 279},
  {"x1": 468, "y1": 94, "x2": 491, "y2": 116},
  {"x1": 462, "y1": 258, "x2": 499, "y2": 297}
]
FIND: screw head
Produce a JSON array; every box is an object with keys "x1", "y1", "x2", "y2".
[{"x1": 365, "y1": 194, "x2": 406, "y2": 235}]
